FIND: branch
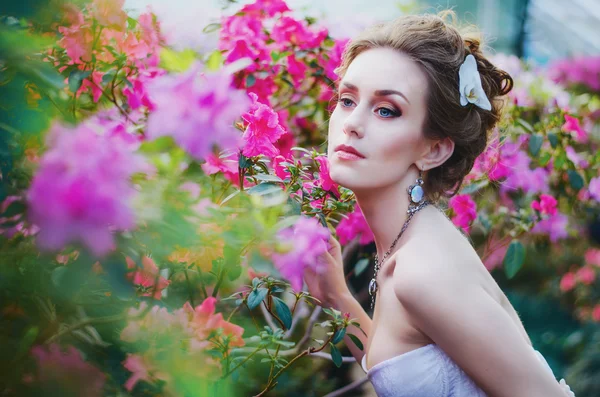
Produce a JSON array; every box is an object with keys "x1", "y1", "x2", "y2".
[{"x1": 260, "y1": 300, "x2": 279, "y2": 331}]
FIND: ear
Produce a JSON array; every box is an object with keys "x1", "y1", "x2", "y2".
[{"x1": 418, "y1": 137, "x2": 455, "y2": 171}]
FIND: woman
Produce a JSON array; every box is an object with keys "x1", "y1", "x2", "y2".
[{"x1": 304, "y1": 12, "x2": 575, "y2": 397}]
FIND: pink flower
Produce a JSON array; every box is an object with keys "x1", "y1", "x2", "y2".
[
  {"x1": 531, "y1": 194, "x2": 558, "y2": 216},
  {"x1": 272, "y1": 216, "x2": 330, "y2": 290},
  {"x1": 585, "y1": 248, "x2": 600, "y2": 267},
  {"x1": 562, "y1": 114, "x2": 588, "y2": 143},
  {"x1": 146, "y1": 64, "x2": 250, "y2": 161},
  {"x1": 241, "y1": 93, "x2": 286, "y2": 157},
  {"x1": 180, "y1": 297, "x2": 245, "y2": 347},
  {"x1": 27, "y1": 121, "x2": 145, "y2": 256},
  {"x1": 589, "y1": 177, "x2": 600, "y2": 202},
  {"x1": 575, "y1": 266, "x2": 596, "y2": 285},
  {"x1": 202, "y1": 152, "x2": 240, "y2": 185},
  {"x1": 593, "y1": 305, "x2": 600, "y2": 322},
  {"x1": 271, "y1": 16, "x2": 328, "y2": 51},
  {"x1": 31, "y1": 344, "x2": 105, "y2": 397},
  {"x1": 482, "y1": 236, "x2": 509, "y2": 271},
  {"x1": 559, "y1": 272, "x2": 576, "y2": 292},
  {"x1": 126, "y1": 255, "x2": 171, "y2": 300},
  {"x1": 336, "y1": 206, "x2": 374, "y2": 245},
  {"x1": 315, "y1": 156, "x2": 338, "y2": 193},
  {"x1": 90, "y1": 0, "x2": 127, "y2": 30},
  {"x1": 274, "y1": 131, "x2": 296, "y2": 158},
  {"x1": 320, "y1": 38, "x2": 350, "y2": 81},
  {"x1": 449, "y1": 194, "x2": 477, "y2": 233},
  {"x1": 565, "y1": 146, "x2": 589, "y2": 169},
  {"x1": 286, "y1": 55, "x2": 308, "y2": 88},
  {"x1": 272, "y1": 155, "x2": 292, "y2": 180},
  {"x1": 123, "y1": 354, "x2": 151, "y2": 391},
  {"x1": 240, "y1": 0, "x2": 291, "y2": 18},
  {"x1": 58, "y1": 23, "x2": 94, "y2": 64}
]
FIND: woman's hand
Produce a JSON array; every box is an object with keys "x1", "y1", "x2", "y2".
[{"x1": 304, "y1": 235, "x2": 350, "y2": 308}]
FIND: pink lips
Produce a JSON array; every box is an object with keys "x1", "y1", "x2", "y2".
[{"x1": 334, "y1": 144, "x2": 365, "y2": 160}]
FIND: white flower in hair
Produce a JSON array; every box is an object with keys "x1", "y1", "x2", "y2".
[{"x1": 458, "y1": 54, "x2": 492, "y2": 111}]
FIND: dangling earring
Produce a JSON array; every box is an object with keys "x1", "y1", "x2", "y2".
[{"x1": 407, "y1": 168, "x2": 429, "y2": 214}]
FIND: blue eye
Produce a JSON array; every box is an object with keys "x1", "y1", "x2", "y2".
[
  {"x1": 339, "y1": 98, "x2": 354, "y2": 107},
  {"x1": 377, "y1": 107, "x2": 400, "y2": 118}
]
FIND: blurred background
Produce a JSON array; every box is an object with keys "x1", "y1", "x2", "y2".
[{"x1": 124, "y1": 0, "x2": 600, "y2": 62}]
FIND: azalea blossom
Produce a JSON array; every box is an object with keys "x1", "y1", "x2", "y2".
[
  {"x1": 125, "y1": 255, "x2": 170, "y2": 300},
  {"x1": 588, "y1": 177, "x2": 600, "y2": 202},
  {"x1": 449, "y1": 194, "x2": 478, "y2": 233},
  {"x1": 562, "y1": 114, "x2": 588, "y2": 143},
  {"x1": 315, "y1": 156, "x2": 339, "y2": 194},
  {"x1": 272, "y1": 216, "x2": 330, "y2": 290},
  {"x1": 531, "y1": 194, "x2": 558, "y2": 216},
  {"x1": 241, "y1": 93, "x2": 286, "y2": 157},
  {"x1": 146, "y1": 64, "x2": 251, "y2": 161},
  {"x1": 27, "y1": 121, "x2": 145, "y2": 256},
  {"x1": 336, "y1": 206, "x2": 374, "y2": 245},
  {"x1": 559, "y1": 272, "x2": 576, "y2": 292},
  {"x1": 90, "y1": 0, "x2": 127, "y2": 30}
]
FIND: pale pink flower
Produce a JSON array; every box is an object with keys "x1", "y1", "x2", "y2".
[
  {"x1": 241, "y1": 93, "x2": 286, "y2": 157},
  {"x1": 559, "y1": 272, "x2": 576, "y2": 292},
  {"x1": 531, "y1": 194, "x2": 558, "y2": 216},
  {"x1": 565, "y1": 146, "x2": 589, "y2": 169},
  {"x1": 123, "y1": 354, "x2": 150, "y2": 391},
  {"x1": 336, "y1": 206, "x2": 374, "y2": 245},
  {"x1": 90, "y1": 0, "x2": 127, "y2": 31},
  {"x1": 562, "y1": 114, "x2": 588, "y2": 143},
  {"x1": 449, "y1": 194, "x2": 478, "y2": 233},
  {"x1": 575, "y1": 266, "x2": 596, "y2": 285},
  {"x1": 27, "y1": 121, "x2": 145, "y2": 256},
  {"x1": 146, "y1": 64, "x2": 251, "y2": 161},
  {"x1": 588, "y1": 177, "x2": 600, "y2": 202},
  {"x1": 272, "y1": 216, "x2": 330, "y2": 290}
]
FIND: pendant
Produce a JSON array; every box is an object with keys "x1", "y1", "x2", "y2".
[{"x1": 368, "y1": 278, "x2": 378, "y2": 296}]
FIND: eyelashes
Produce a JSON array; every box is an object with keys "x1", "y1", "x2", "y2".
[{"x1": 337, "y1": 97, "x2": 402, "y2": 118}]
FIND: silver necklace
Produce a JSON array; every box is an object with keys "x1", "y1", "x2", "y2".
[{"x1": 368, "y1": 199, "x2": 431, "y2": 311}]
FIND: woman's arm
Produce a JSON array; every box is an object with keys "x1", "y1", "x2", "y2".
[{"x1": 394, "y1": 261, "x2": 568, "y2": 397}]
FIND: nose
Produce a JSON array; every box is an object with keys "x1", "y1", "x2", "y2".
[{"x1": 342, "y1": 108, "x2": 365, "y2": 138}]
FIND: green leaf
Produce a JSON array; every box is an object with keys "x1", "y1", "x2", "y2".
[
  {"x1": 159, "y1": 48, "x2": 197, "y2": 73},
  {"x1": 516, "y1": 118, "x2": 534, "y2": 133},
  {"x1": 538, "y1": 152, "x2": 552, "y2": 167},
  {"x1": 332, "y1": 328, "x2": 346, "y2": 344},
  {"x1": 528, "y1": 134, "x2": 543, "y2": 157},
  {"x1": 246, "y1": 183, "x2": 283, "y2": 196},
  {"x1": 273, "y1": 297, "x2": 292, "y2": 329},
  {"x1": 329, "y1": 343, "x2": 342, "y2": 367},
  {"x1": 503, "y1": 240, "x2": 526, "y2": 279},
  {"x1": 460, "y1": 180, "x2": 489, "y2": 195},
  {"x1": 348, "y1": 334, "x2": 364, "y2": 351},
  {"x1": 568, "y1": 170, "x2": 584, "y2": 191},
  {"x1": 202, "y1": 22, "x2": 222, "y2": 33},
  {"x1": 206, "y1": 50, "x2": 224, "y2": 71},
  {"x1": 247, "y1": 288, "x2": 268, "y2": 310},
  {"x1": 354, "y1": 258, "x2": 369, "y2": 277},
  {"x1": 547, "y1": 133, "x2": 559, "y2": 149},
  {"x1": 254, "y1": 174, "x2": 284, "y2": 183},
  {"x1": 51, "y1": 266, "x2": 68, "y2": 287},
  {"x1": 246, "y1": 74, "x2": 256, "y2": 88},
  {"x1": 68, "y1": 70, "x2": 91, "y2": 93}
]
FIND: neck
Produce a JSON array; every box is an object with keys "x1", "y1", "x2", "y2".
[{"x1": 355, "y1": 167, "x2": 427, "y2": 261}]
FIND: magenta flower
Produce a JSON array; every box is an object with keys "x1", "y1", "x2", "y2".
[
  {"x1": 315, "y1": 156, "x2": 339, "y2": 194},
  {"x1": 240, "y1": 0, "x2": 291, "y2": 18},
  {"x1": 336, "y1": 206, "x2": 374, "y2": 245},
  {"x1": 27, "y1": 121, "x2": 145, "y2": 256},
  {"x1": 271, "y1": 16, "x2": 328, "y2": 51},
  {"x1": 201, "y1": 152, "x2": 240, "y2": 186},
  {"x1": 241, "y1": 93, "x2": 286, "y2": 157},
  {"x1": 320, "y1": 38, "x2": 350, "y2": 81},
  {"x1": 559, "y1": 272, "x2": 576, "y2": 292},
  {"x1": 449, "y1": 194, "x2": 477, "y2": 233},
  {"x1": 588, "y1": 177, "x2": 600, "y2": 202},
  {"x1": 272, "y1": 216, "x2": 330, "y2": 290},
  {"x1": 531, "y1": 194, "x2": 558, "y2": 216},
  {"x1": 31, "y1": 344, "x2": 105, "y2": 397},
  {"x1": 562, "y1": 114, "x2": 588, "y2": 143},
  {"x1": 146, "y1": 64, "x2": 251, "y2": 161},
  {"x1": 286, "y1": 55, "x2": 308, "y2": 88},
  {"x1": 531, "y1": 212, "x2": 569, "y2": 242}
]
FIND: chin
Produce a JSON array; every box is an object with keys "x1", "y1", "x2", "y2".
[{"x1": 329, "y1": 165, "x2": 365, "y2": 191}]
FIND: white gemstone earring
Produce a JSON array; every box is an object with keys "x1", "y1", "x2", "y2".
[{"x1": 407, "y1": 168, "x2": 429, "y2": 214}]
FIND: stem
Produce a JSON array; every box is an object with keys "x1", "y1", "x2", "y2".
[
  {"x1": 263, "y1": 300, "x2": 285, "y2": 329},
  {"x1": 197, "y1": 267, "x2": 208, "y2": 300},
  {"x1": 184, "y1": 269, "x2": 195, "y2": 307},
  {"x1": 44, "y1": 313, "x2": 126, "y2": 344},
  {"x1": 222, "y1": 347, "x2": 261, "y2": 378}
]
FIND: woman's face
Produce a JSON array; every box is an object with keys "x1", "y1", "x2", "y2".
[{"x1": 327, "y1": 47, "x2": 430, "y2": 192}]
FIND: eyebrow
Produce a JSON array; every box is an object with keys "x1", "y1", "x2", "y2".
[{"x1": 341, "y1": 82, "x2": 410, "y2": 104}]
